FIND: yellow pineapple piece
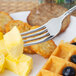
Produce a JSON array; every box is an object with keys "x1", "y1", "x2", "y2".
[
  {"x1": 17, "y1": 54, "x2": 33, "y2": 76},
  {"x1": 0, "y1": 53, "x2": 5, "y2": 72},
  {"x1": 5, "y1": 55, "x2": 18, "y2": 74},
  {"x1": 4, "y1": 26, "x2": 24, "y2": 58},
  {"x1": 5, "y1": 54, "x2": 33, "y2": 76},
  {"x1": 0, "y1": 32, "x2": 3, "y2": 40},
  {"x1": 0, "y1": 39, "x2": 8, "y2": 56}
]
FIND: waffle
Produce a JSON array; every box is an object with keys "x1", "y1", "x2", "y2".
[
  {"x1": 37, "y1": 41, "x2": 76, "y2": 76},
  {"x1": 52, "y1": 41, "x2": 76, "y2": 61},
  {"x1": 37, "y1": 56, "x2": 76, "y2": 76}
]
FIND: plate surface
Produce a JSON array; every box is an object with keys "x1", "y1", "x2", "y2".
[{"x1": 0, "y1": 11, "x2": 76, "y2": 76}]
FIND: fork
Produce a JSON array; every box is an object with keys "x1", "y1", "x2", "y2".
[{"x1": 21, "y1": 5, "x2": 76, "y2": 47}]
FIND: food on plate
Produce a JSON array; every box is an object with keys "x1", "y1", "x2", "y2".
[
  {"x1": 30, "y1": 26, "x2": 56, "y2": 58},
  {"x1": 6, "y1": 54, "x2": 33, "y2": 76},
  {"x1": 37, "y1": 41, "x2": 76, "y2": 76},
  {"x1": 62, "y1": 66, "x2": 75, "y2": 76},
  {"x1": 52, "y1": 41, "x2": 76, "y2": 61},
  {"x1": 6, "y1": 55, "x2": 18, "y2": 74},
  {"x1": 27, "y1": 3, "x2": 70, "y2": 33},
  {"x1": 37, "y1": 69, "x2": 61, "y2": 76},
  {"x1": 0, "y1": 53, "x2": 5, "y2": 72},
  {"x1": 0, "y1": 26, "x2": 4, "y2": 33},
  {"x1": 17, "y1": 54, "x2": 33, "y2": 76},
  {"x1": 0, "y1": 12, "x2": 13, "y2": 33},
  {"x1": 0, "y1": 40, "x2": 8, "y2": 56},
  {"x1": 0, "y1": 26, "x2": 33, "y2": 76},
  {"x1": 4, "y1": 26, "x2": 24, "y2": 58},
  {"x1": 0, "y1": 32, "x2": 3, "y2": 40},
  {"x1": 5, "y1": 20, "x2": 35, "y2": 54},
  {"x1": 5, "y1": 20, "x2": 31, "y2": 33},
  {"x1": 23, "y1": 46, "x2": 35, "y2": 54},
  {"x1": 31, "y1": 40, "x2": 56, "y2": 58},
  {"x1": 71, "y1": 37, "x2": 76, "y2": 43},
  {"x1": 71, "y1": 42, "x2": 76, "y2": 45},
  {"x1": 37, "y1": 56, "x2": 76, "y2": 76},
  {"x1": 70, "y1": 55, "x2": 76, "y2": 64}
]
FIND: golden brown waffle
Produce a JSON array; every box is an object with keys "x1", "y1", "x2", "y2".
[
  {"x1": 37, "y1": 69, "x2": 62, "y2": 76},
  {"x1": 37, "y1": 56, "x2": 76, "y2": 76},
  {"x1": 37, "y1": 41, "x2": 76, "y2": 76},
  {"x1": 52, "y1": 41, "x2": 76, "y2": 61}
]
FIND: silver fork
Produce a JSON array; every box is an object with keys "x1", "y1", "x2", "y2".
[{"x1": 21, "y1": 5, "x2": 76, "y2": 47}]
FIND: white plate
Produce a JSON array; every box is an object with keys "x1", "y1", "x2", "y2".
[{"x1": 0, "y1": 11, "x2": 76, "y2": 76}]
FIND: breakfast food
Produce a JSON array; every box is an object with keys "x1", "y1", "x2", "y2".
[
  {"x1": 0, "y1": 26, "x2": 3, "y2": 33},
  {"x1": 62, "y1": 66, "x2": 75, "y2": 76},
  {"x1": 37, "y1": 56, "x2": 76, "y2": 76},
  {"x1": 17, "y1": 54, "x2": 33, "y2": 76},
  {"x1": 31, "y1": 40, "x2": 56, "y2": 58},
  {"x1": 37, "y1": 41, "x2": 76, "y2": 76},
  {"x1": 5, "y1": 20, "x2": 35, "y2": 54},
  {"x1": 0, "y1": 26, "x2": 33, "y2": 76},
  {"x1": 5, "y1": 20, "x2": 31, "y2": 33},
  {"x1": 6, "y1": 54, "x2": 33, "y2": 76},
  {"x1": 71, "y1": 37, "x2": 76, "y2": 43},
  {"x1": 70, "y1": 55, "x2": 76, "y2": 64},
  {"x1": 30, "y1": 26, "x2": 56, "y2": 58},
  {"x1": 4, "y1": 26, "x2": 24, "y2": 58},
  {"x1": 38, "y1": 69, "x2": 61, "y2": 76},
  {"x1": 0, "y1": 12, "x2": 13, "y2": 33},
  {"x1": 0, "y1": 53, "x2": 5, "y2": 72},
  {"x1": 0, "y1": 40, "x2": 8, "y2": 56},
  {"x1": 0, "y1": 32, "x2": 3, "y2": 40},
  {"x1": 27, "y1": 3, "x2": 70, "y2": 33},
  {"x1": 23, "y1": 46, "x2": 35, "y2": 54},
  {"x1": 52, "y1": 41, "x2": 76, "y2": 61}
]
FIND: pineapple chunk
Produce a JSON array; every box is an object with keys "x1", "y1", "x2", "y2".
[
  {"x1": 18, "y1": 54, "x2": 33, "y2": 76},
  {"x1": 0, "y1": 39, "x2": 8, "y2": 56},
  {"x1": 5, "y1": 55, "x2": 18, "y2": 74},
  {"x1": 5, "y1": 54, "x2": 33, "y2": 76},
  {"x1": 0, "y1": 53, "x2": 5, "y2": 72},
  {"x1": 4, "y1": 26, "x2": 24, "y2": 58},
  {"x1": 0, "y1": 32, "x2": 3, "y2": 40}
]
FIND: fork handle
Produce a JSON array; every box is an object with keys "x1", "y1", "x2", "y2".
[{"x1": 61, "y1": 5, "x2": 76, "y2": 19}]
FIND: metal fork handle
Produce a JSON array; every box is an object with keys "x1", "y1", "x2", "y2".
[{"x1": 61, "y1": 5, "x2": 76, "y2": 19}]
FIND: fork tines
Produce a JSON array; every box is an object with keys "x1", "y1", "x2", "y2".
[{"x1": 21, "y1": 25, "x2": 53, "y2": 46}]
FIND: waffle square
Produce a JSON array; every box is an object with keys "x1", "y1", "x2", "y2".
[
  {"x1": 52, "y1": 41, "x2": 76, "y2": 61},
  {"x1": 37, "y1": 56, "x2": 76, "y2": 76},
  {"x1": 37, "y1": 69, "x2": 62, "y2": 76}
]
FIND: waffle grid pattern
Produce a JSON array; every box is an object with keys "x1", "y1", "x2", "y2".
[{"x1": 37, "y1": 41, "x2": 76, "y2": 76}]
